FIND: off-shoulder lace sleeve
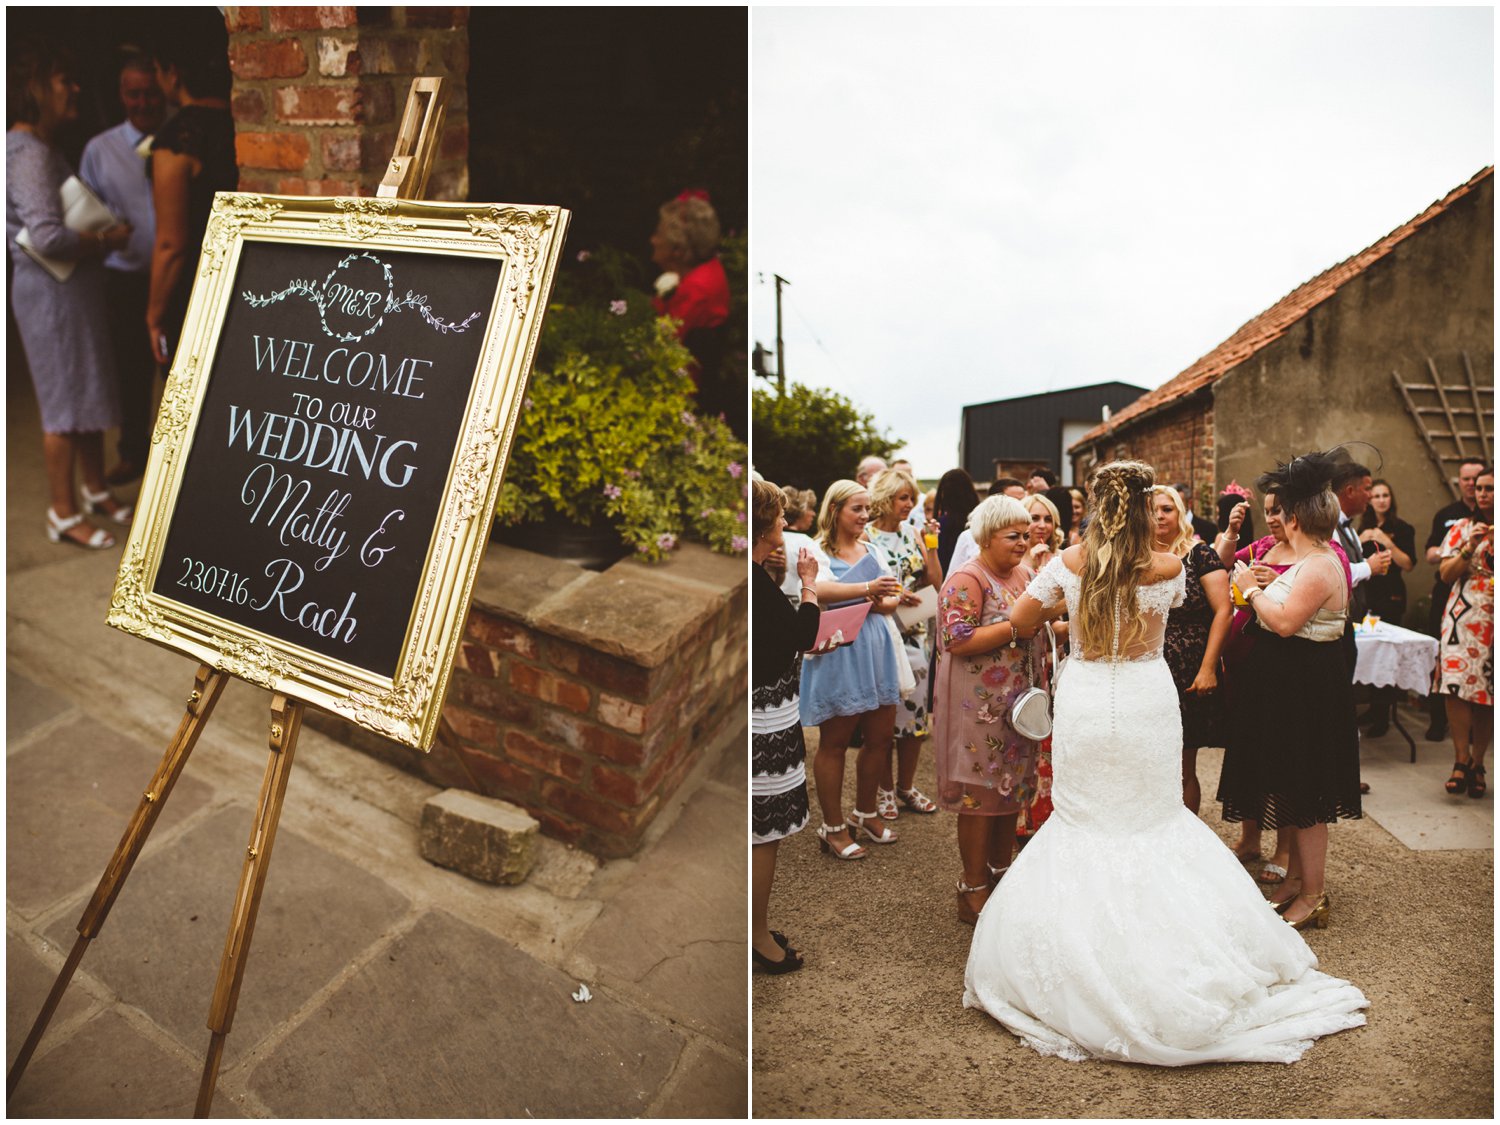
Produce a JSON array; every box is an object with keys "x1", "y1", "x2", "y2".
[{"x1": 1025, "y1": 555, "x2": 1067, "y2": 608}]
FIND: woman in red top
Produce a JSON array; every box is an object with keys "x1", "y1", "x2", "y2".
[{"x1": 650, "y1": 190, "x2": 737, "y2": 433}]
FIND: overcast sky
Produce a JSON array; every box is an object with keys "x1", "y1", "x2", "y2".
[{"x1": 750, "y1": 6, "x2": 1494, "y2": 478}]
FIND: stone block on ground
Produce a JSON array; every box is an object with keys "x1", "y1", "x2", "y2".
[{"x1": 420, "y1": 788, "x2": 538, "y2": 884}]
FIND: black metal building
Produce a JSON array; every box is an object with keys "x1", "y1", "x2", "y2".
[{"x1": 960, "y1": 382, "x2": 1148, "y2": 486}]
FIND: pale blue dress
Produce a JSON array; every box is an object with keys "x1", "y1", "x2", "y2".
[{"x1": 799, "y1": 540, "x2": 903, "y2": 726}]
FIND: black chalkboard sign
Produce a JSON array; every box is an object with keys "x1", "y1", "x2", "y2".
[
  {"x1": 154, "y1": 242, "x2": 501, "y2": 678},
  {"x1": 109, "y1": 194, "x2": 569, "y2": 749}
]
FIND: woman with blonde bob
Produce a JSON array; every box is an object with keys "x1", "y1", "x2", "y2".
[
  {"x1": 962, "y1": 459, "x2": 1367, "y2": 1066},
  {"x1": 798, "y1": 480, "x2": 904, "y2": 860},
  {"x1": 866, "y1": 468, "x2": 944, "y2": 817},
  {"x1": 932, "y1": 494, "x2": 1059, "y2": 923},
  {"x1": 1024, "y1": 492, "x2": 1064, "y2": 572},
  {"x1": 1149, "y1": 485, "x2": 1232, "y2": 814}
]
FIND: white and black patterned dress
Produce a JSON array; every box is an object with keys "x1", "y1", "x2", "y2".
[
  {"x1": 752, "y1": 563, "x2": 819, "y2": 844},
  {"x1": 868, "y1": 523, "x2": 932, "y2": 739}
]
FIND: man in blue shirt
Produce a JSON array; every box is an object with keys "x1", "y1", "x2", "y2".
[{"x1": 80, "y1": 54, "x2": 165, "y2": 486}]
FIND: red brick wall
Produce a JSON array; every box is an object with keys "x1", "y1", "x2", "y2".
[
  {"x1": 306, "y1": 549, "x2": 748, "y2": 859},
  {"x1": 1070, "y1": 396, "x2": 1217, "y2": 516},
  {"x1": 224, "y1": 6, "x2": 470, "y2": 199}
]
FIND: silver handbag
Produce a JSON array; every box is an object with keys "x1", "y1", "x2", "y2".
[{"x1": 1009, "y1": 623, "x2": 1061, "y2": 741}]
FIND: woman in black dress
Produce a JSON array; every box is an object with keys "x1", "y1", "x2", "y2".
[
  {"x1": 1151, "y1": 487, "x2": 1232, "y2": 814},
  {"x1": 1357, "y1": 479, "x2": 1417, "y2": 735},
  {"x1": 1220, "y1": 451, "x2": 1362, "y2": 931},
  {"x1": 751, "y1": 479, "x2": 820, "y2": 973},
  {"x1": 146, "y1": 13, "x2": 237, "y2": 366}
]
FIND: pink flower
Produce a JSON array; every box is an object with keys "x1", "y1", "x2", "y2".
[
  {"x1": 603, "y1": 484, "x2": 623, "y2": 500},
  {"x1": 623, "y1": 469, "x2": 641, "y2": 479},
  {"x1": 681, "y1": 411, "x2": 697, "y2": 426},
  {"x1": 981, "y1": 666, "x2": 1007, "y2": 687},
  {"x1": 999, "y1": 773, "x2": 1014, "y2": 796},
  {"x1": 731, "y1": 535, "x2": 748, "y2": 552},
  {"x1": 576, "y1": 250, "x2": 591, "y2": 262},
  {"x1": 701, "y1": 508, "x2": 717, "y2": 518},
  {"x1": 523, "y1": 397, "x2": 534, "y2": 411},
  {"x1": 735, "y1": 510, "x2": 746, "y2": 523},
  {"x1": 609, "y1": 299, "x2": 628, "y2": 316},
  {"x1": 657, "y1": 533, "x2": 677, "y2": 551},
  {"x1": 728, "y1": 461, "x2": 743, "y2": 479}
]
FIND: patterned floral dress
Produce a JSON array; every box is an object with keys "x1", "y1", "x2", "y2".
[
  {"x1": 868, "y1": 523, "x2": 931, "y2": 739},
  {"x1": 1437, "y1": 519, "x2": 1494, "y2": 706},
  {"x1": 932, "y1": 559, "x2": 1045, "y2": 815}
]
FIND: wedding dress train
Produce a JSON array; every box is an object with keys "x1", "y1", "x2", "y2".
[{"x1": 962, "y1": 557, "x2": 1368, "y2": 1065}]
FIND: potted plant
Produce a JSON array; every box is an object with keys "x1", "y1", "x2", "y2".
[{"x1": 495, "y1": 247, "x2": 748, "y2": 565}]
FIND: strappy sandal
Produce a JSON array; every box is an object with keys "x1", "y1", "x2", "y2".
[
  {"x1": 1468, "y1": 764, "x2": 1487, "y2": 799},
  {"x1": 46, "y1": 508, "x2": 114, "y2": 550},
  {"x1": 875, "y1": 786, "x2": 900, "y2": 820},
  {"x1": 898, "y1": 786, "x2": 939, "y2": 814},
  {"x1": 987, "y1": 862, "x2": 1010, "y2": 888},
  {"x1": 1446, "y1": 761, "x2": 1473, "y2": 795},
  {"x1": 1257, "y1": 862, "x2": 1288, "y2": 886},
  {"x1": 81, "y1": 485, "x2": 133, "y2": 526},
  {"x1": 957, "y1": 879, "x2": 990, "y2": 925},
  {"x1": 815, "y1": 822, "x2": 865, "y2": 860},
  {"x1": 847, "y1": 808, "x2": 897, "y2": 845}
]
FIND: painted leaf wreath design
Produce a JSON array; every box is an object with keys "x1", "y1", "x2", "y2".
[{"x1": 240, "y1": 252, "x2": 482, "y2": 342}]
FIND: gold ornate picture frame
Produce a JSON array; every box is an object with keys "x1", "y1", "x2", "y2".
[{"x1": 108, "y1": 193, "x2": 570, "y2": 750}]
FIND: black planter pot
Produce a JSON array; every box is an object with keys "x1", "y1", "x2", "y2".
[{"x1": 491, "y1": 513, "x2": 631, "y2": 572}]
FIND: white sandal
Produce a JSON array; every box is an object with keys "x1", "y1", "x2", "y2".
[
  {"x1": 46, "y1": 508, "x2": 115, "y2": 550},
  {"x1": 988, "y1": 862, "x2": 1011, "y2": 888},
  {"x1": 815, "y1": 822, "x2": 866, "y2": 860},
  {"x1": 848, "y1": 808, "x2": 897, "y2": 845},
  {"x1": 875, "y1": 786, "x2": 899, "y2": 820},
  {"x1": 82, "y1": 485, "x2": 133, "y2": 526},
  {"x1": 899, "y1": 786, "x2": 939, "y2": 814}
]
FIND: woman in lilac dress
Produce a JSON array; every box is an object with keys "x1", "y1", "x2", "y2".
[{"x1": 7, "y1": 37, "x2": 132, "y2": 549}]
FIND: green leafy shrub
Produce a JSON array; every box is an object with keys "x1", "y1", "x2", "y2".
[
  {"x1": 496, "y1": 246, "x2": 747, "y2": 562},
  {"x1": 752, "y1": 382, "x2": 901, "y2": 494}
]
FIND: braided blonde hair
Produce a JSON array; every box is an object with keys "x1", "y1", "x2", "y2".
[{"x1": 1075, "y1": 460, "x2": 1157, "y2": 660}]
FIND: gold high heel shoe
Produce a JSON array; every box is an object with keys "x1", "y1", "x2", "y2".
[{"x1": 1285, "y1": 890, "x2": 1330, "y2": 931}]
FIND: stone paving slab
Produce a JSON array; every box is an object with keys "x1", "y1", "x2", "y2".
[
  {"x1": 576, "y1": 779, "x2": 747, "y2": 1053},
  {"x1": 8, "y1": 711, "x2": 215, "y2": 915},
  {"x1": 248, "y1": 909, "x2": 686, "y2": 1117},
  {"x1": 43, "y1": 808, "x2": 410, "y2": 1055},
  {"x1": 7, "y1": 939, "x2": 96, "y2": 1063},
  {"x1": 8, "y1": 1009, "x2": 243, "y2": 1118},
  {"x1": 6, "y1": 666, "x2": 73, "y2": 742},
  {"x1": 652, "y1": 1041, "x2": 749, "y2": 1118},
  {"x1": 1359, "y1": 708, "x2": 1494, "y2": 850}
]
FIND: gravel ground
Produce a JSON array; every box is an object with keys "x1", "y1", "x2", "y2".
[{"x1": 752, "y1": 741, "x2": 1493, "y2": 1118}]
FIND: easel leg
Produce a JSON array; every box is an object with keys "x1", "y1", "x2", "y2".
[
  {"x1": 7, "y1": 664, "x2": 229, "y2": 1099},
  {"x1": 194, "y1": 694, "x2": 303, "y2": 1118}
]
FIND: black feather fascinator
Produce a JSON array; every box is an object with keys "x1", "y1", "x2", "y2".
[{"x1": 1255, "y1": 444, "x2": 1380, "y2": 506}]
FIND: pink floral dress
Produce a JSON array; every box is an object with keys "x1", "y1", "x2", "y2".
[
  {"x1": 932, "y1": 559, "x2": 1046, "y2": 816},
  {"x1": 1437, "y1": 519, "x2": 1494, "y2": 706}
]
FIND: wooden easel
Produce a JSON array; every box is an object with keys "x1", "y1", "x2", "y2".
[{"x1": 7, "y1": 78, "x2": 451, "y2": 1118}]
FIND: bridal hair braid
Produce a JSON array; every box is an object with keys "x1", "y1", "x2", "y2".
[
  {"x1": 814, "y1": 479, "x2": 865, "y2": 553},
  {"x1": 1076, "y1": 460, "x2": 1157, "y2": 659}
]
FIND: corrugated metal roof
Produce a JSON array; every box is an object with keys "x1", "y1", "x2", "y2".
[{"x1": 1073, "y1": 165, "x2": 1494, "y2": 450}]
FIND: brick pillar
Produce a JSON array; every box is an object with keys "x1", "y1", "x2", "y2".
[{"x1": 224, "y1": 6, "x2": 469, "y2": 200}]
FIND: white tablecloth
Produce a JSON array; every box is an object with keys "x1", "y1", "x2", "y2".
[{"x1": 1353, "y1": 621, "x2": 1438, "y2": 694}]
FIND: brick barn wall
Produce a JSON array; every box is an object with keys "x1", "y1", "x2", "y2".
[
  {"x1": 1071, "y1": 396, "x2": 1217, "y2": 518},
  {"x1": 224, "y1": 6, "x2": 470, "y2": 199}
]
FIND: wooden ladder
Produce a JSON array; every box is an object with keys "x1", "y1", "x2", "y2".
[{"x1": 1391, "y1": 352, "x2": 1494, "y2": 500}]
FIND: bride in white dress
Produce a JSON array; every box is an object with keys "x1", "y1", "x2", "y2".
[{"x1": 963, "y1": 460, "x2": 1368, "y2": 1066}]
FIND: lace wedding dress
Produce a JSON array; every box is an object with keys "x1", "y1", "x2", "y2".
[{"x1": 963, "y1": 556, "x2": 1369, "y2": 1065}]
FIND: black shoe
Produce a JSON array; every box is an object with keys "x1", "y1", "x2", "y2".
[
  {"x1": 753, "y1": 939, "x2": 803, "y2": 974},
  {"x1": 1356, "y1": 708, "x2": 1381, "y2": 727},
  {"x1": 1425, "y1": 721, "x2": 1448, "y2": 742},
  {"x1": 1367, "y1": 720, "x2": 1389, "y2": 738}
]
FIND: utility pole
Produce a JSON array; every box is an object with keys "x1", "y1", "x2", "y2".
[{"x1": 773, "y1": 274, "x2": 788, "y2": 395}]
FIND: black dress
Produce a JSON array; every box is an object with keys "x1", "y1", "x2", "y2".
[
  {"x1": 1218, "y1": 558, "x2": 1362, "y2": 829},
  {"x1": 1163, "y1": 542, "x2": 1227, "y2": 750},
  {"x1": 1362, "y1": 516, "x2": 1415, "y2": 624},
  {"x1": 752, "y1": 563, "x2": 819, "y2": 843},
  {"x1": 150, "y1": 105, "x2": 238, "y2": 346}
]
